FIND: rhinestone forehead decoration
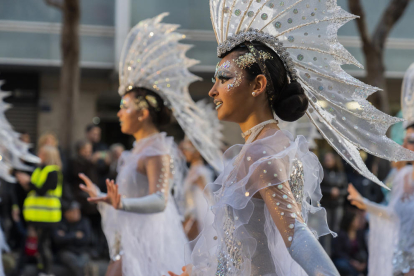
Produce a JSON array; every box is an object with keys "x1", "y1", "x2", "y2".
[
  {"x1": 234, "y1": 51, "x2": 273, "y2": 69},
  {"x1": 217, "y1": 29, "x2": 297, "y2": 80}
]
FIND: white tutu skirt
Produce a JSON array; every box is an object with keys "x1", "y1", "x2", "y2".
[{"x1": 100, "y1": 199, "x2": 190, "y2": 276}]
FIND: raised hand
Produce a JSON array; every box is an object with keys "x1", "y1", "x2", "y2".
[
  {"x1": 87, "y1": 179, "x2": 121, "y2": 209},
  {"x1": 347, "y1": 183, "x2": 366, "y2": 210},
  {"x1": 79, "y1": 173, "x2": 98, "y2": 198}
]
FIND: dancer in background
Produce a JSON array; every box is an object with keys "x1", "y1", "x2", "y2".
[
  {"x1": 169, "y1": 0, "x2": 414, "y2": 275},
  {"x1": 348, "y1": 63, "x2": 414, "y2": 276},
  {"x1": 78, "y1": 13, "x2": 223, "y2": 276},
  {"x1": 181, "y1": 100, "x2": 222, "y2": 238}
]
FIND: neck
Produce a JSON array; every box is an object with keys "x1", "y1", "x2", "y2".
[
  {"x1": 239, "y1": 111, "x2": 274, "y2": 134},
  {"x1": 191, "y1": 159, "x2": 203, "y2": 167},
  {"x1": 133, "y1": 124, "x2": 159, "y2": 142}
]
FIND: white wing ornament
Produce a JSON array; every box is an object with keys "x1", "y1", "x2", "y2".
[
  {"x1": 0, "y1": 81, "x2": 40, "y2": 182},
  {"x1": 118, "y1": 13, "x2": 223, "y2": 172},
  {"x1": 210, "y1": 0, "x2": 414, "y2": 187}
]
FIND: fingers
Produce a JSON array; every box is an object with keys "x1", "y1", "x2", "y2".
[
  {"x1": 79, "y1": 173, "x2": 92, "y2": 186},
  {"x1": 167, "y1": 272, "x2": 179, "y2": 276},
  {"x1": 87, "y1": 196, "x2": 108, "y2": 203},
  {"x1": 79, "y1": 184, "x2": 92, "y2": 194}
]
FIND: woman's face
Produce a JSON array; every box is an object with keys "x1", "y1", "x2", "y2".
[
  {"x1": 323, "y1": 152, "x2": 336, "y2": 169},
  {"x1": 208, "y1": 52, "x2": 257, "y2": 123},
  {"x1": 117, "y1": 93, "x2": 142, "y2": 135}
]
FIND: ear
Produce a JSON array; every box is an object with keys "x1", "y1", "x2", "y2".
[
  {"x1": 138, "y1": 108, "x2": 150, "y2": 121},
  {"x1": 252, "y1": 75, "x2": 267, "y2": 96}
]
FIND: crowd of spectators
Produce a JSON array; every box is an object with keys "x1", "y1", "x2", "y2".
[{"x1": 0, "y1": 124, "x2": 124, "y2": 276}]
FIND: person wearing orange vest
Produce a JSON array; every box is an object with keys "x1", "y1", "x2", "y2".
[{"x1": 15, "y1": 145, "x2": 63, "y2": 276}]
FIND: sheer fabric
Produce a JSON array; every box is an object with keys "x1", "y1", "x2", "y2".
[
  {"x1": 184, "y1": 164, "x2": 215, "y2": 231},
  {"x1": 98, "y1": 132, "x2": 189, "y2": 275},
  {"x1": 365, "y1": 165, "x2": 414, "y2": 276},
  {"x1": 187, "y1": 129, "x2": 337, "y2": 275}
]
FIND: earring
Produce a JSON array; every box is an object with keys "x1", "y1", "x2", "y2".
[{"x1": 252, "y1": 92, "x2": 257, "y2": 97}]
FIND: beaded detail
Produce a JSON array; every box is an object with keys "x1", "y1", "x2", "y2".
[
  {"x1": 216, "y1": 208, "x2": 243, "y2": 275},
  {"x1": 289, "y1": 159, "x2": 305, "y2": 204}
]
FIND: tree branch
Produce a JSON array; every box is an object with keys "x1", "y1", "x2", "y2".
[
  {"x1": 44, "y1": 0, "x2": 63, "y2": 10},
  {"x1": 373, "y1": 0, "x2": 411, "y2": 51},
  {"x1": 347, "y1": 0, "x2": 371, "y2": 47}
]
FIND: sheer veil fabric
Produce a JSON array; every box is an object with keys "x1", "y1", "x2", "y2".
[
  {"x1": 187, "y1": 128, "x2": 335, "y2": 275},
  {"x1": 99, "y1": 133, "x2": 190, "y2": 275}
]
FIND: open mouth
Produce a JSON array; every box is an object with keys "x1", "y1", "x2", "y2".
[{"x1": 215, "y1": 101, "x2": 223, "y2": 110}]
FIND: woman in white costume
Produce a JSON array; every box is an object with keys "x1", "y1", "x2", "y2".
[
  {"x1": 182, "y1": 100, "x2": 222, "y2": 236},
  {"x1": 168, "y1": 0, "x2": 414, "y2": 275},
  {"x1": 79, "y1": 14, "x2": 223, "y2": 276},
  {"x1": 348, "y1": 63, "x2": 414, "y2": 276}
]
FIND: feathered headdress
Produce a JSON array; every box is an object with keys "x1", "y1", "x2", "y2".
[
  {"x1": 0, "y1": 81, "x2": 40, "y2": 182},
  {"x1": 118, "y1": 13, "x2": 223, "y2": 172},
  {"x1": 210, "y1": 0, "x2": 414, "y2": 187}
]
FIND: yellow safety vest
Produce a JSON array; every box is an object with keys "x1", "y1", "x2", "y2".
[{"x1": 23, "y1": 165, "x2": 63, "y2": 223}]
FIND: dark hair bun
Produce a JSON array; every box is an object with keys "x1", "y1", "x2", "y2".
[
  {"x1": 156, "y1": 105, "x2": 172, "y2": 127},
  {"x1": 272, "y1": 81, "x2": 308, "y2": 122}
]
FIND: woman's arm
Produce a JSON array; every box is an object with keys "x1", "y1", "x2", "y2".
[{"x1": 259, "y1": 183, "x2": 339, "y2": 276}]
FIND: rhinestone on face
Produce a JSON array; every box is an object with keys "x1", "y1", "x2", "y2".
[
  {"x1": 287, "y1": 18, "x2": 293, "y2": 24},
  {"x1": 235, "y1": 9, "x2": 241, "y2": 16},
  {"x1": 261, "y1": 13, "x2": 268, "y2": 20},
  {"x1": 247, "y1": 156, "x2": 251, "y2": 161},
  {"x1": 267, "y1": 161, "x2": 271, "y2": 165},
  {"x1": 287, "y1": 204, "x2": 292, "y2": 209},
  {"x1": 297, "y1": 54, "x2": 304, "y2": 61},
  {"x1": 289, "y1": 224, "x2": 294, "y2": 229},
  {"x1": 281, "y1": 212, "x2": 284, "y2": 216},
  {"x1": 288, "y1": 36, "x2": 294, "y2": 42},
  {"x1": 274, "y1": 174, "x2": 278, "y2": 177},
  {"x1": 263, "y1": 170, "x2": 267, "y2": 174},
  {"x1": 272, "y1": 193, "x2": 276, "y2": 197},
  {"x1": 248, "y1": 11, "x2": 254, "y2": 17},
  {"x1": 288, "y1": 236, "x2": 293, "y2": 241},
  {"x1": 278, "y1": 184, "x2": 283, "y2": 189},
  {"x1": 276, "y1": 202, "x2": 280, "y2": 206},
  {"x1": 283, "y1": 194, "x2": 288, "y2": 199},
  {"x1": 263, "y1": 151, "x2": 266, "y2": 154},
  {"x1": 274, "y1": 21, "x2": 282, "y2": 28}
]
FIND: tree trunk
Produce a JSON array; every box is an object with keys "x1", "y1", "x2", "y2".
[
  {"x1": 363, "y1": 44, "x2": 389, "y2": 114},
  {"x1": 59, "y1": 0, "x2": 80, "y2": 153}
]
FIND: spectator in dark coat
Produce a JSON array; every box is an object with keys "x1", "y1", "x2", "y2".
[
  {"x1": 52, "y1": 201, "x2": 91, "y2": 276},
  {"x1": 320, "y1": 152, "x2": 348, "y2": 254},
  {"x1": 70, "y1": 140, "x2": 99, "y2": 216},
  {"x1": 332, "y1": 208, "x2": 368, "y2": 276}
]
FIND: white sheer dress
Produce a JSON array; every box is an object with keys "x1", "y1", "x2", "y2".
[
  {"x1": 364, "y1": 165, "x2": 414, "y2": 276},
  {"x1": 187, "y1": 128, "x2": 339, "y2": 276},
  {"x1": 98, "y1": 132, "x2": 190, "y2": 276}
]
